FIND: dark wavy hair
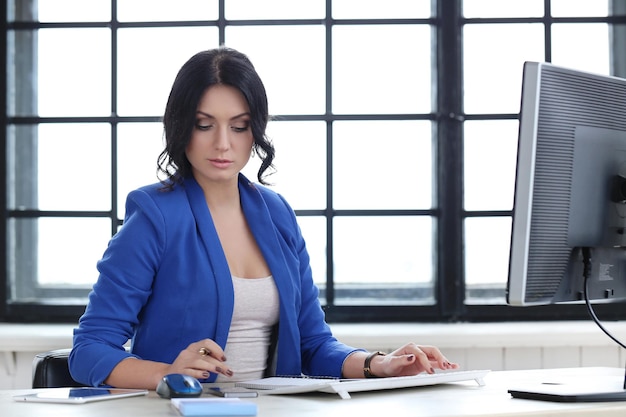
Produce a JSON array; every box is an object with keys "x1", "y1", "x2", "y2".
[{"x1": 157, "y1": 47, "x2": 275, "y2": 189}]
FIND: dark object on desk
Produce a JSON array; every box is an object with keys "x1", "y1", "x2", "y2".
[
  {"x1": 157, "y1": 374, "x2": 203, "y2": 399},
  {"x1": 32, "y1": 348, "x2": 83, "y2": 388},
  {"x1": 208, "y1": 387, "x2": 259, "y2": 398},
  {"x1": 509, "y1": 372, "x2": 626, "y2": 403},
  {"x1": 509, "y1": 387, "x2": 626, "y2": 403}
]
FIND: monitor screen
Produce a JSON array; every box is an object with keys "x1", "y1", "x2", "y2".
[{"x1": 507, "y1": 61, "x2": 626, "y2": 306}]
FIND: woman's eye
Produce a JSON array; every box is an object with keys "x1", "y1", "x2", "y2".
[
  {"x1": 232, "y1": 123, "x2": 250, "y2": 133},
  {"x1": 196, "y1": 123, "x2": 212, "y2": 131},
  {"x1": 232, "y1": 126, "x2": 249, "y2": 133}
]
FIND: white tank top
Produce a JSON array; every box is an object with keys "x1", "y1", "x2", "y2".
[{"x1": 215, "y1": 275, "x2": 279, "y2": 382}]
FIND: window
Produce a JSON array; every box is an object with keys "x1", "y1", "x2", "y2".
[{"x1": 2, "y1": 0, "x2": 625, "y2": 322}]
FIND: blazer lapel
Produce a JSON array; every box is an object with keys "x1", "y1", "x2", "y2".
[{"x1": 182, "y1": 177, "x2": 234, "y2": 347}]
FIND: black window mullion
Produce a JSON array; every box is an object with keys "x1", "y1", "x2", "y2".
[
  {"x1": 324, "y1": 0, "x2": 335, "y2": 307},
  {"x1": 218, "y1": 0, "x2": 226, "y2": 44},
  {"x1": 111, "y1": 0, "x2": 119, "y2": 235},
  {"x1": 544, "y1": 0, "x2": 552, "y2": 62},
  {"x1": 435, "y1": 0, "x2": 465, "y2": 320}
]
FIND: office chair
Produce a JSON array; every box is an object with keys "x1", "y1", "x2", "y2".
[{"x1": 32, "y1": 348, "x2": 84, "y2": 388}]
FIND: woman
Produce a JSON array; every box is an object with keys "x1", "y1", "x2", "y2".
[{"x1": 69, "y1": 47, "x2": 458, "y2": 389}]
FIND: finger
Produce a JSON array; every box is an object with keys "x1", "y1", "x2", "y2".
[
  {"x1": 418, "y1": 346, "x2": 459, "y2": 370},
  {"x1": 198, "y1": 343, "x2": 233, "y2": 377},
  {"x1": 404, "y1": 348, "x2": 434, "y2": 374},
  {"x1": 194, "y1": 359, "x2": 234, "y2": 378},
  {"x1": 185, "y1": 340, "x2": 233, "y2": 378},
  {"x1": 193, "y1": 339, "x2": 227, "y2": 361},
  {"x1": 442, "y1": 360, "x2": 460, "y2": 370},
  {"x1": 184, "y1": 353, "x2": 234, "y2": 379},
  {"x1": 417, "y1": 345, "x2": 449, "y2": 369}
]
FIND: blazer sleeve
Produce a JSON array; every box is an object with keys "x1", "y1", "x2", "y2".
[{"x1": 69, "y1": 188, "x2": 167, "y2": 387}]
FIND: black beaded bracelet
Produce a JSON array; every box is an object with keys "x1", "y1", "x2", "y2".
[{"x1": 363, "y1": 351, "x2": 385, "y2": 378}]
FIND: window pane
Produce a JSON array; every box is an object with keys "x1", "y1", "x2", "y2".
[
  {"x1": 333, "y1": 25, "x2": 430, "y2": 114},
  {"x1": 551, "y1": 0, "x2": 608, "y2": 17},
  {"x1": 38, "y1": 124, "x2": 111, "y2": 211},
  {"x1": 462, "y1": 0, "x2": 543, "y2": 18},
  {"x1": 551, "y1": 23, "x2": 610, "y2": 76},
  {"x1": 333, "y1": 121, "x2": 432, "y2": 210},
  {"x1": 226, "y1": 0, "x2": 324, "y2": 19},
  {"x1": 463, "y1": 120, "x2": 517, "y2": 211},
  {"x1": 37, "y1": 218, "x2": 111, "y2": 286},
  {"x1": 117, "y1": 123, "x2": 165, "y2": 216},
  {"x1": 225, "y1": 26, "x2": 326, "y2": 116},
  {"x1": 7, "y1": 124, "x2": 111, "y2": 211},
  {"x1": 334, "y1": 216, "x2": 434, "y2": 305},
  {"x1": 7, "y1": 217, "x2": 111, "y2": 300},
  {"x1": 38, "y1": 28, "x2": 111, "y2": 117},
  {"x1": 117, "y1": 27, "x2": 219, "y2": 116},
  {"x1": 37, "y1": 0, "x2": 111, "y2": 22},
  {"x1": 464, "y1": 216, "x2": 511, "y2": 304},
  {"x1": 243, "y1": 121, "x2": 327, "y2": 210},
  {"x1": 463, "y1": 24, "x2": 544, "y2": 114},
  {"x1": 332, "y1": 0, "x2": 430, "y2": 19},
  {"x1": 117, "y1": 0, "x2": 218, "y2": 21}
]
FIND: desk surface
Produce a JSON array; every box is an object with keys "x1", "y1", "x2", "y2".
[{"x1": 3, "y1": 367, "x2": 626, "y2": 417}]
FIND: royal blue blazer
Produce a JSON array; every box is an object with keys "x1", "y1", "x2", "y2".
[{"x1": 69, "y1": 174, "x2": 360, "y2": 386}]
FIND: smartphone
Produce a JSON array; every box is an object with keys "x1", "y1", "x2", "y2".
[{"x1": 207, "y1": 387, "x2": 258, "y2": 398}]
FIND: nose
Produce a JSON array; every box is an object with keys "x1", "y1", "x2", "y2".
[{"x1": 214, "y1": 126, "x2": 230, "y2": 151}]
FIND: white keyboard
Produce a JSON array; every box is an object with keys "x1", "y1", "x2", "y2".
[{"x1": 235, "y1": 369, "x2": 490, "y2": 400}]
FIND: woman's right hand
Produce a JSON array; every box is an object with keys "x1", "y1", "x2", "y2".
[
  {"x1": 105, "y1": 339, "x2": 234, "y2": 389},
  {"x1": 165, "y1": 339, "x2": 233, "y2": 380}
]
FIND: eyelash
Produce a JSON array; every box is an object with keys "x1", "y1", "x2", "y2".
[{"x1": 195, "y1": 123, "x2": 250, "y2": 133}]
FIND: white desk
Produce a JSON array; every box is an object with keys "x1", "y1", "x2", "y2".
[{"x1": 3, "y1": 368, "x2": 626, "y2": 417}]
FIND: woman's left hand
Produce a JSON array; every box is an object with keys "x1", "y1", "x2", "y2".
[{"x1": 370, "y1": 343, "x2": 460, "y2": 377}]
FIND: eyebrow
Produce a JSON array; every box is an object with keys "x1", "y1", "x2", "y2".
[{"x1": 196, "y1": 111, "x2": 251, "y2": 121}]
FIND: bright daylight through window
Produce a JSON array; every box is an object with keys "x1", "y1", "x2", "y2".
[{"x1": 2, "y1": 0, "x2": 625, "y2": 323}]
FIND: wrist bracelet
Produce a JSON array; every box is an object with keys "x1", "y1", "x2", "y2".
[{"x1": 363, "y1": 351, "x2": 385, "y2": 378}]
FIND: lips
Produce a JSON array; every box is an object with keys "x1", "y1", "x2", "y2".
[{"x1": 208, "y1": 158, "x2": 233, "y2": 169}]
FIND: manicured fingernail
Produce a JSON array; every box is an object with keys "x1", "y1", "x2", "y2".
[
  {"x1": 221, "y1": 356, "x2": 227, "y2": 361},
  {"x1": 202, "y1": 372, "x2": 210, "y2": 378},
  {"x1": 226, "y1": 369, "x2": 234, "y2": 377},
  {"x1": 430, "y1": 367, "x2": 435, "y2": 373},
  {"x1": 216, "y1": 367, "x2": 223, "y2": 373},
  {"x1": 407, "y1": 354, "x2": 415, "y2": 361}
]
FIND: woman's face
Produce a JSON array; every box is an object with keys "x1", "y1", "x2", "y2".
[{"x1": 186, "y1": 84, "x2": 254, "y2": 187}]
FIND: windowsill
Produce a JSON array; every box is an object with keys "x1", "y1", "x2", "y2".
[
  {"x1": 1, "y1": 321, "x2": 625, "y2": 352},
  {"x1": 329, "y1": 321, "x2": 626, "y2": 349}
]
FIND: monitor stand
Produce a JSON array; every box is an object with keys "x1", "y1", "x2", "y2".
[
  {"x1": 511, "y1": 249, "x2": 622, "y2": 401},
  {"x1": 510, "y1": 249, "x2": 626, "y2": 402}
]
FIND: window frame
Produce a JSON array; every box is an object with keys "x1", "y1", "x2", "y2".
[{"x1": 2, "y1": 0, "x2": 626, "y2": 324}]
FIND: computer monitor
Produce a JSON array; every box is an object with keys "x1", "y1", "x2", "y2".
[
  {"x1": 507, "y1": 61, "x2": 626, "y2": 307},
  {"x1": 506, "y1": 61, "x2": 626, "y2": 402}
]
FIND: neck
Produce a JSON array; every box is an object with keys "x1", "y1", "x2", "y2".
[{"x1": 194, "y1": 175, "x2": 241, "y2": 212}]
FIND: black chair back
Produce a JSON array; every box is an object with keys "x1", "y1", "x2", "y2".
[{"x1": 32, "y1": 348, "x2": 84, "y2": 388}]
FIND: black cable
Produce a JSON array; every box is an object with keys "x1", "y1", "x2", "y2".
[{"x1": 581, "y1": 247, "x2": 626, "y2": 350}]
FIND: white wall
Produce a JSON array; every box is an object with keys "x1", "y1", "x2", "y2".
[{"x1": 1, "y1": 322, "x2": 625, "y2": 389}]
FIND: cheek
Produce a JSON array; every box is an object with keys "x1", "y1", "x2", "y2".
[{"x1": 185, "y1": 134, "x2": 201, "y2": 156}]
